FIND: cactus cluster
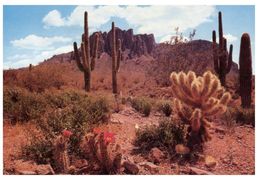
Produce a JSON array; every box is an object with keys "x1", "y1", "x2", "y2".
[
  {"x1": 239, "y1": 33, "x2": 252, "y2": 108},
  {"x1": 73, "y1": 11, "x2": 99, "y2": 92},
  {"x1": 212, "y1": 11, "x2": 233, "y2": 86},
  {"x1": 53, "y1": 131, "x2": 75, "y2": 174},
  {"x1": 111, "y1": 22, "x2": 122, "y2": 94},
  {"x1": 170, "y1": 71, "x2": 231, "y2": 147},
  {"x1": 82, "y1": 129, "x2": 122, "y2": 174}
]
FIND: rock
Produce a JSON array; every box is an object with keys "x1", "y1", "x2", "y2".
[
  {"x1": 35, "y1": 164, "x2": 55, "y2": 175},
  {"x1": 215, "y1": 126, "x2": 226, "y2": 134},
  {"x1": 205, "y1": 155, "x2": 217, "y2": 168},
  {"x1": 139, "y1": 162, "x2": 159, "y2": 172},
  {"x1": 16, "y1": 170, "x2": 37, "y2": 175},
  {"x1": 189, "y1": 167, "x2": 215, "y2": 175},
  {"x1": 89, "y1": 28, "x2": 156, "y2": 58},
  {"x1": 123, "y1": 160, "x2": 139, "y2": 174},
  {"x1": 148, "y1": 147, "x2": 165, "y2": 163},
  {"x1": 74, "y1": 159, "x2": 88, "y2": 169},
  {"x1": 175, "y1": 144, "x2": 190, "y2": 155}
]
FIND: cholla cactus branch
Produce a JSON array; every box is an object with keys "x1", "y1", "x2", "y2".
[{"x1": 170, "y1": 71, "x2": 231, "y2": 146}]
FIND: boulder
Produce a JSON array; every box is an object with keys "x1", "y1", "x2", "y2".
[
  {"x1": 205, "y1": 155, "x2": 217, "y2": 168},
  {"x1": 123, "y1": 160, "x2": 139, "y2": 174},
  {"x1": 189, "y1": 167, "x2": 214, "y2": 175},
  {"x1": 139, "y1": 162, "x2": 159, "y2": 173},
  {"x1": 35, "y1": 164, "x2": 55, "y2": 175},
  {"x1": 148, "y1": 147, "x2": 165, "y2": 163}
]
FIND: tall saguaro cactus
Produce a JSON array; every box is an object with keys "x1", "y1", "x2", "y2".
[
  {"x1": 239, "y1": 33, "x2": 252, "y2": 108},
  {"x1": 111, "y1": 22, "x2": 122, "y2": 94},
  {"x1": 212, "y1": 11, "x2": 233, "y2": 86},
  {"x1": 73, "y1": 11, "x2": 99, "y2": 92}
]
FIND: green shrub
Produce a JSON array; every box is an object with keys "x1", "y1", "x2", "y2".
[
  {"x1": 22, "y1": 137, "x2": 54, "y2": 165},
  {"x1": 223, "y1": 106, "x2": 255, "y2": 127},
  {"x1": 236, "y1": 107, "x2": 255, "y2": 126},
  {"x1": 131, "y1": 97, "x2": 152, "y2": 117},
  {"x1": 4, "y1": 87, "x2": 46, "y2": 123},
  {"x1": 134, "y1": 119, "x2": 185, "y2": 154},
  {"x1": 45, "y1": 90, "x2": 87, "y2": 108},
  {"x1": 158, "y1": 101, "x2": 173, "y2": 117}
]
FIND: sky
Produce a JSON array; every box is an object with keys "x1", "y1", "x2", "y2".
[{"x1": 3, "y1": 5, "x2": 255, "y2": 72}]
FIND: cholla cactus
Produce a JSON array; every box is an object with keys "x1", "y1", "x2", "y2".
[
  {"x1": 53, "y1": 130, "x2": 75, "y2": 174},
  {"x1": 82, "y1": 128, "x2": 122, "y2": 174},
  {"x1": 170, "y1": 71, "x2": 231, "y2": 147}
]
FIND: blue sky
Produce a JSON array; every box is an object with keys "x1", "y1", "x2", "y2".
[{"x1": 3, "y1": 5, "x2": 255, "y2": 72}]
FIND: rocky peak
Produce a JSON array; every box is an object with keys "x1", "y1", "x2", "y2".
[{"x1": 90, "y1": 28, "x2": 156, "y2": 58}]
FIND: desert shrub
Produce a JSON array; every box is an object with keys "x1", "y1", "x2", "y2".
[
  {"x1": 134, "y1": 119, "x2": 185, "y2": 154},
  {"x1": 222, "y1": 107, "x2": 237, "y2": 130},
  {"x1": 20, "y1": 65, "x2": 65, "y2": 92},
  {"x1": 3, "y1": 87, "x2": 46, "y2": 123},
  {"x1": 131, "y1": 97, "x2": 152, "y2": 117},
  {"x1": 223, "y1": 106, "x2": 255, "y2": 127},
  {"x1": 157, "y1": 101, "x2": 173, "y2": 117},
  {"x1": 22, "y1": 136, "x2": 54, "y2": 165},
  {"x1": 45, "y1": 90, "x2": 87, "y2": 108},
  {"x1": 236, "y1": 107, "x2": 255, "y2": 126}
]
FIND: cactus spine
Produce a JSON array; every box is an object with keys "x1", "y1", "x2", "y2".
[
  {"x1": 239, "y1": 33, "x2": 252, "y2": 108},
  {"x1": 73, "y1": 11, "x2": 99, "y2": 92},
  {"x1": 111, "y1": 22, "x2": 122, "y2": 94},
  {"x1": 212, "y1": 11, "x2": 233, "y2": 86}
]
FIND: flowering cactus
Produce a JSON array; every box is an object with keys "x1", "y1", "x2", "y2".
[{"x1": 81, "y1": 129, "x2": 122, "y2": 174}]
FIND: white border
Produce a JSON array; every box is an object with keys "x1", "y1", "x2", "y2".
[{"x1": 0, "y1": 0, "x2": 258, "y2": 179}]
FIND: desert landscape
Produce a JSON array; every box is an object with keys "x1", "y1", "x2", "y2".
[{"x1": 3, "y1": 7, "x2": 255, "y2": 175}]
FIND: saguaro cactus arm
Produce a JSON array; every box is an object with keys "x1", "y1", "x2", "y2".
[
  {"x1": 116, "y1": 39, "x2": 122, "y2": 71},
  {"x1": 91, "y1": 33, "x2": 99, "y2": 70},
  {"x1": 73, "y1": 42, "x2": 85, "y2": 72}
]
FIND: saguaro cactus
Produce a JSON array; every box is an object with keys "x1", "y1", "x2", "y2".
[
  {"x1": 29, "y1": 64, "x2": 32, "y2": 71},
  {"x1": 212, "y1": 11, "x2": 233, "y2": 86},
  {"x1": 239, "y1": 33, "x2": 252, "y2": 108},
  {"x1": 111, "y1": 22, "x2": 122, "y2": 94},
  {"x1": 73, "y1": 11, "x2": 99, "y2": 92}
]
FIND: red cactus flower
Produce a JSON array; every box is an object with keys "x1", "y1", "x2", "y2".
[
  {"x1": 62, "y1": 130, "x2": 73, "y2": 138},
  {"x1": 104, "y1": 132, "x2": 115, "y2": 144},
  {"x1": 93, "y1": 127, "x2": 102, "y2": 135}
]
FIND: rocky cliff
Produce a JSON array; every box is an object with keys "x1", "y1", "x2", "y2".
[{"x1": 89, "y1": 28, "x2": 156, "y2": 58}]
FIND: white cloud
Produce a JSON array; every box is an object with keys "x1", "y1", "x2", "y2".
[
  {"x1": 11, "y1": 34, "x2": 72, "y2": 50},
  {"x1": 4, "y1": 45, "x2": 73, "y2": 69},
  {"x1": 42, "y1": 10, "x2": 65, "y2": 28},
  {"x1": 43, "y1": 6, "x2": 216, "y2": 38},
  {"x1": 224, "y1": 34, "x2": 238, "y2": 43}
]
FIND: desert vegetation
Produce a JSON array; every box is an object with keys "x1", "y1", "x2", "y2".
[{"x1": 3, "y1": 10, "x2": 255, "y2": 175}]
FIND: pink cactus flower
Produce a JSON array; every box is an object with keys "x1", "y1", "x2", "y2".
[
  {"x1": 93, "y1": 127, "x2": 102, "y2": 135},
  {"x1": 104, "y1": 132, "x2": 115, "y2": 144},
  {"x1": 62, "y1": 130, "x2": 73, "y2": 138}
]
